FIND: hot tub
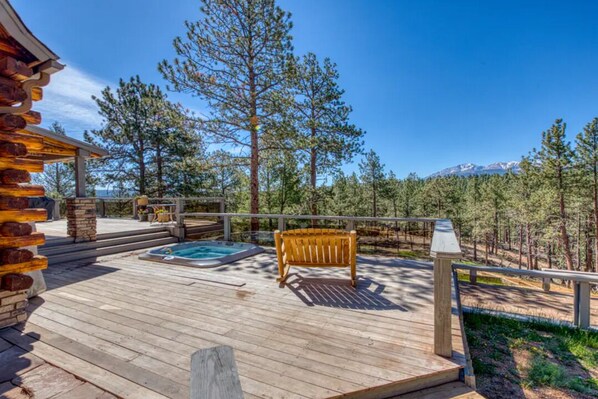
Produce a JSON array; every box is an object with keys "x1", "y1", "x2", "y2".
[{"x1": 139, "y1": 241, "x2": 264, "y2": 268}]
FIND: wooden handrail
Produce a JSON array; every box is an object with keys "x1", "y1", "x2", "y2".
[
  {"x1": 178, "y1": 211, "x2": 439, "y2": 223},
  {"x1": 453, "y1": 263, "x2": 598, "y2": 284},
  {"x1": 453, "y1": 263, "x2": 596, "y2": 329},
  {"x1": 430, "y1": 219, "x2": 462, "y2": 258}
]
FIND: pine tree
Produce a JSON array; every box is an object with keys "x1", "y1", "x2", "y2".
[
  {"x1": 532, "y1": 119, "x2": 575, "y2": 271},
  {"x1": 575, "y1": 117, "x2": 598, "y2": 272},
  {"x1": 86, "y1": 76, "x2": 202, "y2": 197},
  {"x1": 286, "y1": 53, "x2": 364, "y2": 215},
  {"x1": 159, "y1": 0, "x2": 293, "y2": 230},
  {"x1": 359, "y1": 150, "x2": 386, "y2": 217}
]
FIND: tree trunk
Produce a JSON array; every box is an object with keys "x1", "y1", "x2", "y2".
[
  {"x1": 557, "y1": 168, "x2": 574, "y2": 271},
  {"x1": 473, "y1": 239, "x2": 477, "y2": 262},
  {"x1": 372, "y1": 182, "x2": 377, "y2": 217},
  {"x1": 484, "y1": 234, "x2": 489, "y2": 265},
  {"x1": 518, "y1": 225, "x2": 523, "y2": 269},
  {"x1": 526, "y1": 223, "x2": 532, "y2": 269},
  {"x1": 593, "y1": 162, "x2": 598, "y2": 273},
  {"x1": 156, "y1": 141, "x2": 164, "y2": 198}
]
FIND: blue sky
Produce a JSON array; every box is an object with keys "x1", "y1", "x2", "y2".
[{"x1": 13, "y1": 0, "x2": 598, "y2": 177}]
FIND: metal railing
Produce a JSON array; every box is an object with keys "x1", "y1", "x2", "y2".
[
  {"x1": 453, "y1": 263, "x2": 598, "y2": 329},
  {"x1": 53, "y1": 196, "x2": 225, "y2": 219}
]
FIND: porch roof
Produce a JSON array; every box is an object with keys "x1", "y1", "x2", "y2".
[{"x1": 24, "y1": 124, "x2": 108, "y2": 163}]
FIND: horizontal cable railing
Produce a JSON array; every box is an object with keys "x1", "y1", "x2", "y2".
[{"x1": 453, "y1": 263, "x2": 598, "y2": 329}]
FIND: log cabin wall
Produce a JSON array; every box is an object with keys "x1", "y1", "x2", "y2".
[
  {"x1": 0, "y1": 55, "x2": 49, "y2": 328},
  {"x1": 0, "y1": 4, "x2": 62, "y2": 329}
]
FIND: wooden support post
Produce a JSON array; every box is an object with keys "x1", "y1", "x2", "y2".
[
  {"x1": 574, "y1": 281, "x2": 591, "y2": 329},
  {"x1": 223, "y1": 215, "x2": 231, "y2": 241},
  {"x1": 53, "y1": 200, "x2": 60, "y2": 220},
  {"x1": 74, "y1": 149, "x2": 89, "y2": 198},
  {"x1": 469, "y1": 269, "x2": 477, "y2": 284},
  {"x1": 219, "y1": 198, "x2": 225, "y2": 213},
  {"x1": 345, "y1": 219, "x2": 355, "y2": 231},
  {"x1": 190, "y1": 346, "x2": 243, "y2": 399},
  {"x1": 175, "y1": 197, "x2": 184, "y2": 217},
  {"x1": 434, "y1": 256, "x2": 453, "y2": 357},
  {"x1": 542, "y1": 277, "x2": 551, "y2": 292},
  {"x1": 277, "y1": 217, "x2": 285, "y2": 232}
]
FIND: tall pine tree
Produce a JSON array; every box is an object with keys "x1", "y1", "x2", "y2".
[{"x1": 159, "y1": 0, "x2": 293, "y2": 230}]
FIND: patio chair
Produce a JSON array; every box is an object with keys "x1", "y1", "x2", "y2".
[{"x1": 274, "y1": 228, "x2": 357, "y2": 287}]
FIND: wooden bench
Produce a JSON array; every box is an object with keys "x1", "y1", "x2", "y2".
[{"x1": 274, "y1": 228, "x2": 357, "y2": 286}]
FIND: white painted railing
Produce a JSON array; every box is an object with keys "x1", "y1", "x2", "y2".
[{"x1": 453, "y1": 263, "x2": 598, "y2": 329}]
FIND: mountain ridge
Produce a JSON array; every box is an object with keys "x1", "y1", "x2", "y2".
[{"x1": 429, "y1": 161, "x2": 520, "y2": 178}]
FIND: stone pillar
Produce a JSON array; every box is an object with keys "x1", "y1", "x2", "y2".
[
  {"x1": 0, "y1": 289, "x2": 28, "y2": 329},
  {"x1": 66, "y1": 198, "x2": 97, "y2": 242}
]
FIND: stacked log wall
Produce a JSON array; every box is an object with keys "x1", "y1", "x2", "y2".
[{"x1": 0, "y1": 55, "x2": 48, "y2": 329}]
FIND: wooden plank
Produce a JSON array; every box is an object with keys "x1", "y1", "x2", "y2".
[
  {"x1": 0, "y1": 255, "x2": 47, "y2": 276},
  {"x1": 43, "y1": 268, "x2": 460, "y2": 370},
  {"x1": 14, "y1": 321, "x2": 187, "y2": 398},
  {"x1": 0, "y1": 56, "x2": 33, "y2": 80},
  {"x1": 0, "y1": 208, "x2": 47, "y2": 223},
  {"x1": 0, "y1": 157, "x2": 42, "y2": 172},
  {"x1": 0, "y1": 327, "x2": 169, "y2": 399},
  {"x1": 0, "y1": 232, "x2": 45, "y2": 248},
  {"x1": 21, "y1": 111, "x2": 41, "y2": 125},
  {"x1": 34, "y1": 253, "x2": 466, "y2": 398},
  {"x1": 0, "y1": 185, "x2": 44, "y2": 197},
  {"x1": 190, "y1": 346, "x2": 244, "y2": 399},
  {"x1": 430, "y1": 219, "x2": 462, "y2": 258},
  {"x1": 0, "y1": 113, "x2": 26, "y2": 131},
  {"x1": 0, "y1": 131, "x2": 43, "y2": 150}
]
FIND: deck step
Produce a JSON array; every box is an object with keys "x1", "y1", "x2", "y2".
[
  {"x1": 96, "y1": 225, "x2": 170, "y2": 240},
  {"x1": 392, "y1": 381, "x2": 484, "y2": 398},
  {"x1": 46, "y1": 237, "x2": 178, "y2": 266},
  {"x1": 39, "y1": 231, "x2": 173, "y2": 256},
  {"x1": 42, "y1": 232, "x2": 178, "y2": 266}
]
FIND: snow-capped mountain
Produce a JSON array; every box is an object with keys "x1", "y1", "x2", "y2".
[{"x1": 429, "y1": 161, "x2": 520, "y2": 178}]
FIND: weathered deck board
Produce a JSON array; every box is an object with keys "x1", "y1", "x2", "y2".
[{"x1": 3, "y1": 252, "x2": 467, "y2": 399}]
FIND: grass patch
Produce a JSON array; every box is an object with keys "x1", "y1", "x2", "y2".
[
  {"x1": 464, "y1": 312, "x2": 598, "y2": 398},
  {"x1": 457, "y1": 272, "x2": 505, "y2": 286}
]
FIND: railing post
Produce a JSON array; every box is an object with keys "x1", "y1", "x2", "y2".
[
  {"x1": 430, "y1": 219, "x2": 461, "y2": 358},
  {"x1": 542, "y1": 277, "x2": 551, "y2": 292},
  {"x1": 175, "y1": 198, "x2": 184, "y2": 219},
  {"x1": 345, "y1": 219, "x2": 355, "y2": 231},
  {"x1": 223, "y1": 215, "x2": 231, "y2": 241},
  {"x1": 219, "y1": 198, "x2": 225, "y2": 213},
  {"x1": 133, "y1": 199, "x2": 138, "y2": 220},
  {"x1": 53, "y1": 200, "x2": 61, "y2": 220},
  {"x1": 433, "y1": 256, "x2": 453, "y2": 357},
  {"x1": 574, "y1": 281, "x2": 591, "y2": 329},
  {"x1": 469, "y1": 269, "x2": 477, "y2": 284},
  {"x1": 277, "y1": 217, "x2": 285, "y2": 232}
]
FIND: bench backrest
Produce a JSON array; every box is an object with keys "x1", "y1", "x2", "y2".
[{"x1": 275, "y1": 228, "x2": 356, "y2": 267}]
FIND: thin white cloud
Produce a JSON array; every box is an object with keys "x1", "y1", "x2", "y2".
[{"x1": 34, "y1": 63, "x2": 109, "y2": 139}]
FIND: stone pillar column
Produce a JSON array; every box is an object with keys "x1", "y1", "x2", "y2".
[
  {"x1": 0, "y1": 289, "x2": 28, "y2": 328},
  {"x1": 66, "y1": 198, "x2": 97, "y2": 242}
]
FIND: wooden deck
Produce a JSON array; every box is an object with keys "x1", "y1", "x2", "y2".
[
  {"x1": 1, "y1": 252, "x2": 467, "y2": 399},
  {"x1": 36, "y1": 218, "x2": 176, "y2": 240}
]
